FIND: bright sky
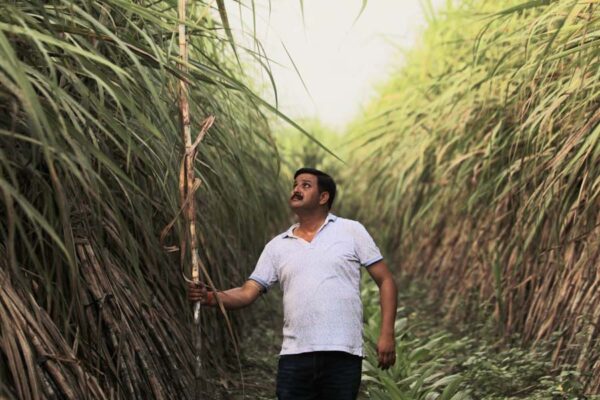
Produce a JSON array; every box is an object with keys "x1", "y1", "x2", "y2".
[{"x1": 231, "y1": 1, "x2": 445, "y2": 129}]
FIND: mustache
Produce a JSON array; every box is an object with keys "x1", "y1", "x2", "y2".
[{"x1": 290, "y1": 192, "x2": 303, "y2": 200}]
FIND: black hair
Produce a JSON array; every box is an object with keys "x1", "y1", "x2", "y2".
[{"x1": 294, "y1": 167, "x2": 337, "y2": 210}]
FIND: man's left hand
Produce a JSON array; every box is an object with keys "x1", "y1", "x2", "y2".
[{"x1": 377, "y1": 334, "x2": 396, "y2": 370}]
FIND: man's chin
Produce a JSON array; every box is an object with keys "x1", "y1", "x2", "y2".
[{"x1": 288, "y1": 200, "x2": 305, "y2": 210}]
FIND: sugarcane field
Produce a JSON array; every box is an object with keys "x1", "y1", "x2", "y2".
[{"x1": 1, "y1": 0, "x2": 600, "y2": 399}]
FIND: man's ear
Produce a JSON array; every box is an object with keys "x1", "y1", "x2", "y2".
[{"x1": 319, "y1": 191, "x2": 330, "y2": 206}]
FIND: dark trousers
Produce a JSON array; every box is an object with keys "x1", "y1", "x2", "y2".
[{"x1": 276, "y1": 351, "x2": 362, "y2": 400}]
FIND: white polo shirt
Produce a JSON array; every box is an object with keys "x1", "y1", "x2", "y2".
[{"x1": 249, "y1": 214, "x2": 383, "y2": 357}]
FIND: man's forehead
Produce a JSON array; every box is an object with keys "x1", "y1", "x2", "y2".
[{"x1": 294, "y1": 173, "x2": 317, "y2": 183}]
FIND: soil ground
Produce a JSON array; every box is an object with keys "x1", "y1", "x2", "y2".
[{"x1": 219, "y1": 290, "x2": 283, "y2": 399}]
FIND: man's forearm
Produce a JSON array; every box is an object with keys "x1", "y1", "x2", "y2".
[
  {"x1": 366, "y1": 260, "x2": 398, "y2": 369},
  {"x1": 211, "y1": 287, "x2": 248, "y2": 309},
  {"x1": 379, "y1": 278, "x2": 397, "y2": 337},
  {"x1": 209, "y1": 281, "x2": 262, "y2": 310}
]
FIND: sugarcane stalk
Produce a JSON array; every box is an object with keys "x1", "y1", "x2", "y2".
[
  {"x1": 177, "y1": 0, "x2": 201, "y2": 383},
  {"x1": 177, "y1": 0, "x2": 215, "y2": 386}
]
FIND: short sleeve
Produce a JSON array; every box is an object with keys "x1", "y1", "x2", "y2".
[
  {"x1": 248, "y1": 244, "x2": 278, "y2": 292},
  {"x1": 352, "y1": 222, "x2": 384, "y2": 267}
]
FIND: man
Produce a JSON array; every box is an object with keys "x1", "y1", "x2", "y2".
[{"x1": 189, "y1": 167, "x2": 397, "y2": 400}]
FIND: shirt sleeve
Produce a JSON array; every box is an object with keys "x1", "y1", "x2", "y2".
[
  {"x1": 248, "y1": 244, "x2": 278, "y2": 292},
  {"x1": 352, "y1": 221, "x2": 384, "y2": 267}
]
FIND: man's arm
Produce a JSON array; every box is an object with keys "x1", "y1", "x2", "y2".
[
  {"x1": 366, "y1": 260, "x2": 398, "y2": 370},
  {"x1": 188, "y1": 280, "x2": 263, "y2": 310}
]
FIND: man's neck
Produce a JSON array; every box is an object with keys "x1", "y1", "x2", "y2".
[{"x1": 295, "y1": 210, "x2": 329, "y2": 233}]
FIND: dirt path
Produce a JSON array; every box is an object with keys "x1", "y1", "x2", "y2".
[{"x1": 218, "y1": 293, "x2": 283, "y2": 399}]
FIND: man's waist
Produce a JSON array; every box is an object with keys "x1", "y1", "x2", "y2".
[{"x1": 279, "y1": 344, "x2": 364, "y2": 357}]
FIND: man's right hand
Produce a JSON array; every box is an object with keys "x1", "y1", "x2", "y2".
[
  {"x1": 187, "y1": 280, "x2": 262, "y2": 310},
  {"x1": 187, "y1": 281, "x2": 213, "y2": 305}
]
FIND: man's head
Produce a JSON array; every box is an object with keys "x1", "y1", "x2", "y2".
[{"x1": 290, "y1": 167, "x2": 337, "y2": 212}]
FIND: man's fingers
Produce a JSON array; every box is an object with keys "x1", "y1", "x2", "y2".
[
  {"x1": 377, "y1": 348, "x2": 383, "y2": 366},
  {"x1": 377, "y1": 350, "x2": 395, "y2": 369},
  {"x1": 188, "y1": 281, "x2": 205, "y2": 289},
  {"x1": 187, "y1": 281, "x2": 208, "y2": 302},
  {"x1": 384, "y1": 351, "x2": 395, "y2": 368},
  {"x1": 381, "y1": 353, "x2": 389, "y2": 369}
]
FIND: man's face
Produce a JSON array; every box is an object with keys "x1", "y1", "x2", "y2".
[{"x1": 289, "y1": 173, "x2": 328, "y2": 211}]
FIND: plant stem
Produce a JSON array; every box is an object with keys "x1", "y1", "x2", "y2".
[{"x1": 177, "y1": 0, "x2": 202, "y2": 383}]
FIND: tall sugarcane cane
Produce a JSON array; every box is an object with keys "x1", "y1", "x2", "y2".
[{"x1": 177, "y1": 0, "x2": 214, "y2": 385}]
